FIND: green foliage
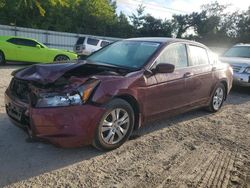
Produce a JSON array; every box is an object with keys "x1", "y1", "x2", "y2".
[{"x1": 0, "y1": 0, "x2": 249, "y2": 45}]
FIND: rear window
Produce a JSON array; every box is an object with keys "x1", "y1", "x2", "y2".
[
  {"x1": 76, "y1": 37, "x2": 85, "y2": 45},
  {"x1": 189, "y1": 45, "x2": 209, "y2": 66},
  {"x1": 87, "y1": 38, "x2": 99, "y2": 46},
  {"x1": 100, "y1": 41, "x2": 110, "y2": 47}
]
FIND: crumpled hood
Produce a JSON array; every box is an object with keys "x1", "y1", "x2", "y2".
[{"x1": 13, "y1": 62, "x2": 87, "y2": 85}]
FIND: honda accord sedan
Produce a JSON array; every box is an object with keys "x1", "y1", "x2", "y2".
[{"x1": 5, "y1": 38, "x2": 233, "y2": 150}]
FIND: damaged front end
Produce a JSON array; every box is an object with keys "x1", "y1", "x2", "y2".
[{"x1": 4, "y1": 63, "x2": 107, "y2": 147}]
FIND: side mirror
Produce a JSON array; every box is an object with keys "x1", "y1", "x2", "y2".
[
  {"x1": 153, "y1": 63, "x2": 175, "y2": 74},
  {"x1": 36, "y1": 44, "x2": 41, "y2": 49}
]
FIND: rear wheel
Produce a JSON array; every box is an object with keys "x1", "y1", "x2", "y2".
[
  {"x1": 54, "y1": 55, "x2": 69, "y2": 62},
  {"x1": 93, "y1": 99, "x2": 135, "y2": 151},
  {"x1": 0, "y1": 51, "x2": 5, "y2": 65},
  {"x1": 207, "y1": 83, "x2": 226, "y2": 112}
]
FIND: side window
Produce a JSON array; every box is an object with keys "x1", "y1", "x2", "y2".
[
  {"x1": 76, "y1": 37, "x2": 85, "y2": 45},
  {"x1": 100, "y1": 41, "x2": 110, "y2": 47},
  {"x1": 7, "y1": 38, "x2": 19, "y2": 45},
  {"x1": 189, "y1": 45, "x2": 210, "y2": 66},
  {"x1": 87, "y1": 38, "x2": 99, "y2": 46},
  {"x1": 8, "y1": 38, "x2": 38, "y2": 47},
  {"x1": 156, "y1": 43, "x2": 188, "y2": 68},
  {"x1": 207, "y1": 50, "x2": 218, "y2": 64}
]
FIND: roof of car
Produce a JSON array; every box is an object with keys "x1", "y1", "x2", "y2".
[
  {"x1": 125, "y1": 37, "x2": 206, "y2": 47},
  {"x1": 0, "y1": 35, "x2": 36, "y2": 41}
]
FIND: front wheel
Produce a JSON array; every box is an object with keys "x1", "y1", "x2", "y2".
[
  {"x1": 54, "y1": 55, "x2": 69, "y2": 62},
  {"x1": 207, "y1": 83, "x2": 226, "y2": 112},
  {"x1": 93, "y1": 99, "x2": 135, "y2": 151}
]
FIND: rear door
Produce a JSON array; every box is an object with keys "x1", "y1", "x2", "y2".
[{"x1": 185, "y1": 44, "x2": 215, "y2": 104}]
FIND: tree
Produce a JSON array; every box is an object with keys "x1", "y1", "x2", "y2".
[
  {"x1": 112, "y1": 12, "x2": 134, "y2": 37},
  {"x1": 130, "y1": 4, "x2": 145, "y2": 35},
  {"x1": 172, "y1": 12, "x2": 200, "y2": 38},
  {"x1": 140, "y1": 14, "x2": 172, "y2": 37},
  {"x1": 236, "y1": 7, "x2": 250, "y2": 43},
  {"x1": 0, "y1": 0, "x2": 5, "y2": 8},
  {"x1": 194, "y1": 1, "x2": 235, "y2": 45}
]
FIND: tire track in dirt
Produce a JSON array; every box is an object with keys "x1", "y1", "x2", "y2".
[{"x1": 197, "y1": 150, "x2": 236, "y2": 188}]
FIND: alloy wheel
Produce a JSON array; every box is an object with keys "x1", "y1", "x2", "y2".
[
  {"x1": 100, "y1": 108, "x2": 130, "y2": 145},
  {"x1": 213, "y1": 87, "x2": 224, "y2": 110},
  {"x1": 55, "y1": 55, "x2": 69, "y2": 62}
]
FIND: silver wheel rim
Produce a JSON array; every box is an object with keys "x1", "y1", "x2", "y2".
[
  {"x1": 101, "y1": 108, "x2": 130, "y2": 145},
  {"x1": 213, "y1": 87, "x2": 224, "y2": 110},
  {"x1": 56, "y1": 56, "x2": 68, "y2": 62}
]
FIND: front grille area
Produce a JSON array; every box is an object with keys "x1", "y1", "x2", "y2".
[
  {"x1": 232, "y1": 65, "x2": 242, "y2": 73},
  {"x1": 10, "y1": 78, "x2": 30, "y2": 103}
]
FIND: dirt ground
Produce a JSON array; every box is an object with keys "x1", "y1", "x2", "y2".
[{"x1": 0, "y1": 65, "x2": 249, "y2": 188}]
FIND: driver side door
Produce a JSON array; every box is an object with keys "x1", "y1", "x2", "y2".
[
  {"x1": 143, "y1": 43, "x2": 191, "y2": 120},
  {"x1": 12, "y1": 38, "x2": 45, "y2": 63}
]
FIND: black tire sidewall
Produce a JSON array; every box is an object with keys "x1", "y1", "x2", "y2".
[
  {"x1": 209, "y1": 83, "x2": 226, "y2": 112},
  {"x1": 93, "y1": 99, "x2": 135, "y2": 151},
  {"x1": 54, "y1": 55, "x2": 69, "y2": 62},
  {"x1": 0, "y1": 51, "x2": 5, "y2": 65}
]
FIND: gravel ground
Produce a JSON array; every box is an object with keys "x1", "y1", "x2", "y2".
[{"x1": 0, "y1": 65, "x2": 249, "y2": 188}]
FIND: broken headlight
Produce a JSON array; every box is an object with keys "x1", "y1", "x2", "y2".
[{"x1": 36, "y1": 80, "x2": 100, "y2": 108}]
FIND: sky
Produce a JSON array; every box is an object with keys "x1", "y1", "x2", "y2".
[{"x1": 116, "y1": 0, "x2": 250, "y2": 19}]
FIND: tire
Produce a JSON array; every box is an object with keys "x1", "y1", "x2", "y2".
[
  {"x1": 207, "y1": 83, "x2": 226, "y2": 112},
  {"x1": 54, "y1": 55, "x2": 69, "y2": 62},
  {"x1": 0, "y1": 51, "x2": 5, "y2": 65},
  {"x1": 93, "y1": 99, "x2": 135, "y2": 151}
]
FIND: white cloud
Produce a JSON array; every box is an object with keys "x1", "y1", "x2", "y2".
[{"x1": 116, "y1": 0, "x2": 250, "y2": 19}]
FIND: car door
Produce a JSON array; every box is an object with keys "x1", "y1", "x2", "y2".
[
  {"x1": 5, "y1": 38, "x2": 20, "y2": 61},
  {"x1": 14, "y1": 38, "x2": 45, "y2": 63},
  {"x1": 185, "y1": 44, "x2": 215, "y2": 104},
  {"x1": 143, "y1": 43, "x2": 190, "y2": 120}
]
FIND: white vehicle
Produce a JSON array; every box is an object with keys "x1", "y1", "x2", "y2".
[{"x1": 74, "y1": 37, "x2": 111, "y2": 56}]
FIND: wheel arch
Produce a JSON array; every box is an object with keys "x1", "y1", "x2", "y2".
[
  {"x1": 220, "y1": 79, "x2": 228, "y2": 100},
  {"x1": 54, "y1": 54, "x2": 69, "y2": 61},
  {"x1": 0, "y1": 49, "x2": 6, "y2": 64},
  {"x1": 114, "y1": 94, "x2": 141, "y2": 131},
  {"x1": 0, "y1": 49, "x2": 5, "y2": 57}
]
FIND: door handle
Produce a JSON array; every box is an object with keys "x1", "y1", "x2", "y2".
[{"x1": 184, "y1": 72, "x2": 194, "y2": 78}]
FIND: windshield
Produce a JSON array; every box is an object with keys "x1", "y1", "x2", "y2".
[
  {"x1": 224, "y1": 46, "x2": 250, "y2": 58},
  {"x1": 87, "y1": 40, "x2": 161, "y2": 69}
]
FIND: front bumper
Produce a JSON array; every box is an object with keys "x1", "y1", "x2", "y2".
[
  {"x1": 233, "y1": 72, "x2": 250, "y2": 87},
  {"x1": 5, "y1": 89, "x2": 106, "y2": 148}
]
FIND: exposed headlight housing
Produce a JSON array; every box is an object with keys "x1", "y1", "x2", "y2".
[
  {"x1": 244, "y1": 67, "x2": 250, "y2": 74},
  {"x1": 36, "y1": 79, "x2": 100, "y2": 108}
]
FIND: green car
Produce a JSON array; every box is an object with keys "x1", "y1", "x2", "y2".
[{"x1": 0, "y1": 36, "x2": 77, "y2": 65}]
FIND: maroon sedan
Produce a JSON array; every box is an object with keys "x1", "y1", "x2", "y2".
[{"x1": 5, "y1": 38, "x2": 233, "y2": 150}]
